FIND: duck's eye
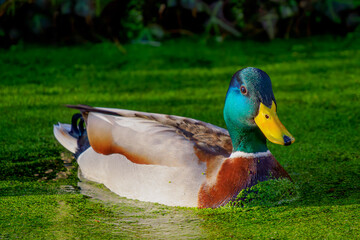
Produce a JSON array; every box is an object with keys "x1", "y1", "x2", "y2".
[
  {"x1": 265, "y1": 114, "x2": 270, "y2": 119},
  {"x1": 240, "y1": 86, "x2": 247, "y2": 95}
]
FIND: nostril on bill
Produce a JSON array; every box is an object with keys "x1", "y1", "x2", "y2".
[{"x1": 283, "y1": 135, "x2": 292, "y2": 146}]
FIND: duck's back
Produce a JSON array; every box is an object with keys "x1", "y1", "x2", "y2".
[{"x1": 73, "y1": 105, "x2": 232, "y2": 166}]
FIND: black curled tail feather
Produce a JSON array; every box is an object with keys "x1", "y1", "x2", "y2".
[
  {"x1": 70, "y1": 113, "x2": 90, "y2": 158},
  {"x1": 69, "y1": 113, "x2": 84, "y2": 138}
]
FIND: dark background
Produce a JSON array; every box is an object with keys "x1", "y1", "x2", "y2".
[{"x1": 0, "y1": 0, "x2": 359, "y2": 48}]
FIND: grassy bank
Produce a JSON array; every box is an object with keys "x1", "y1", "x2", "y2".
[{"x1": 0, "y1": 36, "x2": 359, "y2": 238}]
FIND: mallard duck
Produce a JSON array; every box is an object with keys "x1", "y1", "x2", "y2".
[{"x1": 54, "y1": 67, "x2": 295, "y2": 208}]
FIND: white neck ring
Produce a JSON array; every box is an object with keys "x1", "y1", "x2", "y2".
[{"x1": 229, "y1": 150, "x2": 272, "y2": 159}]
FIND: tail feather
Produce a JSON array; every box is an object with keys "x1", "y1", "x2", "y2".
[
  {"x1": 53, "y1": 123, "x2": 78, "y2": 153},
  {"x1": 54, "y1": 113, "x2": 90, "y2": 157}
]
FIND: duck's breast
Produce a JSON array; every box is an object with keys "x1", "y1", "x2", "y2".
[{"x1": 198, "y1": 152, "x2": 291, "y2": 208}]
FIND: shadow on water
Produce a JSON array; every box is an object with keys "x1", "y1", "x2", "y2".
[{"x1": 78, "y1": 179, "x2": 205, "y2": 239}]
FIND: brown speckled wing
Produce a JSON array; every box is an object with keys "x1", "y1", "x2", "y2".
[{"x1": 67, "y1": 105, "x2": 232, "y2": 167}]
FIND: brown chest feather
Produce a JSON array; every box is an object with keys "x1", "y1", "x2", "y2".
[{"x1": 198, "y1": 155, "x2": 291, "y2": 208}]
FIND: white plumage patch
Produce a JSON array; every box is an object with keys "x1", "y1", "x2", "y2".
[
  {"x1": 78, "y1": 148, "x2": 206, "y2": 207},
  {"x1": 229, "y1": 150, "x2": 271, "y2": 159}
]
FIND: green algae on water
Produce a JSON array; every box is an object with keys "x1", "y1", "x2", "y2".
[{"x1": 227, "y1": 178, "x2": 299, "y2": 208}]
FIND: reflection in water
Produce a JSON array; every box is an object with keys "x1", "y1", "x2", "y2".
[{"x1": 78, "y1": 179, "x2": 205, "y2": 239}]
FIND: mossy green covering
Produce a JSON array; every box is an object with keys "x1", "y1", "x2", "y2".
[
  {"x1": 0, "y1": 37, "x2": 359, "y2": 238},
  {"x1": 228, "y1": 178, "x2": 299, "y2": 208}
]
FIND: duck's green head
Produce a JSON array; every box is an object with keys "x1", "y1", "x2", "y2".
[{"x1": 224, "y1": 67, "x2": 295, "y2": 153}]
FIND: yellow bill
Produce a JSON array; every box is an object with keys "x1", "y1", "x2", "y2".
[{"x1": 254, "y1": 101, "x2": 295, "y2": 146}]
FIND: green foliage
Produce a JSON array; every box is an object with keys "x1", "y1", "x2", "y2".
[
  {"x1": 118, "y1": 0, "x2": 146, "y2": 40},
  {"x1": 1, "y1": 0, "x2": 360, "y2": 47},
  {"x1": 228, "y1": 178, "x2": 299, "y2": 208}
]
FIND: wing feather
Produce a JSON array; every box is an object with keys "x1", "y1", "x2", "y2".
[{"x1": 68, "y1": 105, "x2": 232, "y2": 166}]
